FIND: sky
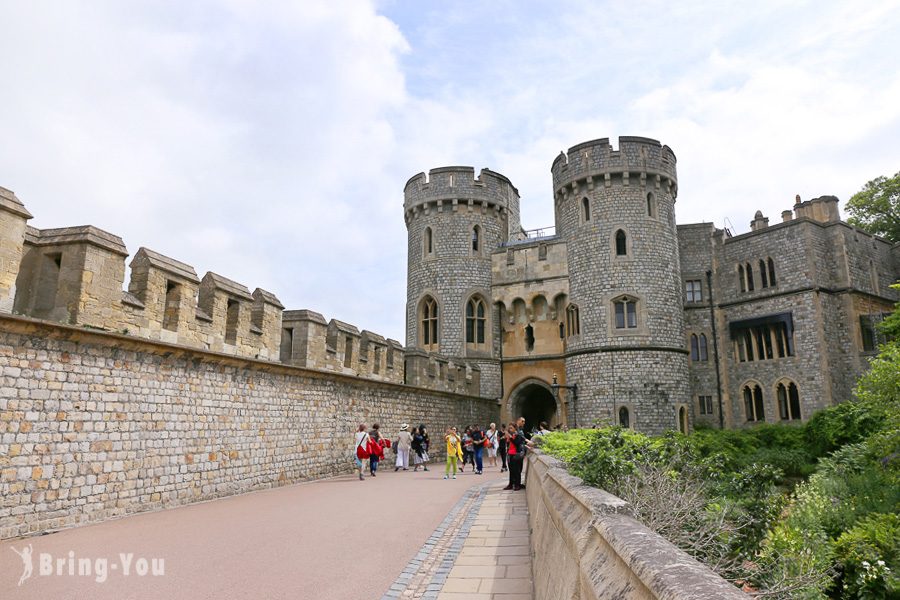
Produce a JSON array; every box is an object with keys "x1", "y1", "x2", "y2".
[{"x1": 2, "y1": 0, "x2": 899, "y2": 343}]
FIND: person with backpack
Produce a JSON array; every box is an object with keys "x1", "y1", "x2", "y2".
[
  {"x1": 470, "y1": 424, "x2": 486, "y2": 475},
  {"x1": 354, "y1": 424, "x2": 371, "y2": 481}
]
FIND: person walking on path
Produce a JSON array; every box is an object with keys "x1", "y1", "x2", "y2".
[
  {"x1": 412, "y1": 425, "x2": 430, "y2": 471},
  {"x1": 420, "y1": 425, "x2": 430, "y2": 465},
  {"x1": 444, "y1": 426, "x2": 463, "y2": 479},
  {"x1": 460, "y1": 427, "x2": 474, "y2": 472},
  {"x1": 354, "y1": 424, "x2": 371, "y2": 481},
  {"x1": 504, "y1": 422, "x2": 527, "y2": 491},
  {"x1": 498, "y1": 423, "x2": 508, "y2": 472},
  {"x1": 368, "y1": 423, "x2": 385, "y2": 477},
  {"x1": 470, "y1": 425, "x2": 485, "y2": 474},
  {"x1": 485, "y1": 423, "x2": 499, "y2": 469},
  {"x1": 395, "y1": 424, "x2": 412, "y2": 471}
]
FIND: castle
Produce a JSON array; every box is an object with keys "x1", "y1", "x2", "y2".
[
  {"x1": 2, "y1": 135, "x2": 898, "y2": 436},
  {"x1": 404, "y1": 136, "x2": 900, "y2": 433}
]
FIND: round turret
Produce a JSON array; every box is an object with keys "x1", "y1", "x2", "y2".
[
  {"x1": 404, "y1": 167, "x2": 521, "y2": 398},
  {"x1": 553, "y1": 136, "x2": 689, "y2": 433}
]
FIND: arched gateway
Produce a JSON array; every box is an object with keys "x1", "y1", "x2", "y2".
[{"x1": 507, "y1": 378, "x2": 559, "y2": 430}]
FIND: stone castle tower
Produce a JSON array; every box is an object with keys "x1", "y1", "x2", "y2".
[
  {"x1": 403, "y1": 167, "x2": 522, "y2": 399},
  {"x1": 552, "y1": 137, "x2": 689, "y2": 431},
  {"x1": 404, "y1": 136, "x2": 899, "y2": 435}
]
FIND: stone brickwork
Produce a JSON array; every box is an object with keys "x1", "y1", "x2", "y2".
[
  {"x1": 552, "y1": 137, "x2": 689, "y2": 435},
  {"x1": 0, "y1": 197, "x2": 423, "y2": 391},
  {"x1": 408, "y1": 137, "x2": 900, "y2": 434},
  {"x1": 0, "y1": 314, "x2": 498, "y2": 540},
  {"x1": 526, "y1": 451, "x2": 747, "y2": 600},
  {"x1": 403, "y1": 167, "x2": 522, "y2": 400},
  {"x1": 0, "y1": 187, "x2": 31, "y2": 313},
  {"x1": 687, "y1": 201, "x2": 900, "y2": 428}
]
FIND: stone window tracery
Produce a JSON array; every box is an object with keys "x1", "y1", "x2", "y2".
[
  {"x1": 465, "y1": 296, "x2": 486, "y2": 346},
  {"x1": 613, "y1": 296, "x2": 637, "y2": 329},
  {"x1": 420, "y1": 296, "x2": 439, "y2": 350},
  {"x1": 472, "y1": 225, "x2": 480, "y2": 254},
  {"x1": 776, "y1": 380, "x2": 801, "y2": 421},
  {"x1": 743, "y1": 383, "x2": 765, "y2": 422}
]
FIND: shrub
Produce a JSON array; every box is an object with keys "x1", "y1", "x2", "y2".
[{"x1": 833, "y1": 513, "x2": 899, "y2": 599}]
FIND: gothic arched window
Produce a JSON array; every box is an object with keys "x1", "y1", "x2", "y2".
[
  {"x1": 465, "y1": 296, "x2": 486, "y2": 346},
  {"x1": 615, "y1": 230, "x2": 627, "y2": 256},
  {"x1": 420, "y1": 296, "x2": 439, "y2": 350},
  {"x1": 743, "y1": 383, "x2": 765, "y2": 422}
]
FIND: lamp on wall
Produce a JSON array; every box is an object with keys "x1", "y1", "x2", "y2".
[{"x1": 550, "y1": 373, "x2": 578, "y2": 428}]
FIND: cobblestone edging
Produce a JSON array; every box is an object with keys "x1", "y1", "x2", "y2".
[{"x1": 381, "y1": 481, "x2": 490, "y2": 599}]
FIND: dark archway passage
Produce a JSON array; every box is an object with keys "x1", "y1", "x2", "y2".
[{"x1": 510, "y1": 382, "x2": 557, "y2": 432}]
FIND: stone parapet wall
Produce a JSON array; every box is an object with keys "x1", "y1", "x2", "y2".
[
  {"x1": 526, "y1": 451, "x2": 746, "y2": 600},
  {"x1": 0, "y1": 314, "x2": 498, "y2": 540}
]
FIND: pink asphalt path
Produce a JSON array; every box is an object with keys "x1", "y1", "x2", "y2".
[{"x1": 1, "y1": 465, "x2": 508, "y2": 599}]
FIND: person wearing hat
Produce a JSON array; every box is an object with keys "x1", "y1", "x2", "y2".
[{"x1": 395, "y1": 424, "x2": 413, "y2": 471}]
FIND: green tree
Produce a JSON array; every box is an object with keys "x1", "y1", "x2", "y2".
[{"x1": 846, "y1": 171, "x2": 900, "y2": 243}]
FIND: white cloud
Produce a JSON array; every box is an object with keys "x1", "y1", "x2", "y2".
[{"x1": 2, "y1": 0, "x2": 899, "y2": 343}]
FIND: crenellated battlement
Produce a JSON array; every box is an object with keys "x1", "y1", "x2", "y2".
[
  {"x1": 551, "y1": 136, "x2": 677, "y2": 200},
  {"x1": 403, "y1": 348, "x2": 482, "y2": 396},
  {"x1": 0, "y1": 188, "x2": 478, "y2": 391},
  {"x1": 403, "y1": 166, "x2": 519, "y2": 224},
  {"x1": 280, "y1": 310, "x2": 405, "y2": 383}
]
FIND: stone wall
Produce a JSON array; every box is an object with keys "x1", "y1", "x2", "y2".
[
  {"x1": 403, "y1": 166, "x2": 521, "y2": 400},
  {"x1": 0, "y1": 314, "x2": 499, "y2": 540},
  {"x1": 526, "y1": 451, "x2": 746, "y2": 600}
]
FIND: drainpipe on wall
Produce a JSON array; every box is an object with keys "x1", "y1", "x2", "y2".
[{"x1": 706, "y1": 270, "x2": 725, "y2": 429}]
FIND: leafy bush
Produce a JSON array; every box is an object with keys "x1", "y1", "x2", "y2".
[{"x1": 833, "y1": 513, "x2": 899, "y2": 599}]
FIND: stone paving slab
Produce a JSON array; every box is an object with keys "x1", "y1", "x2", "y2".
[{"x1": 383, "y1": 479, "x2": 532, "y2": 600}]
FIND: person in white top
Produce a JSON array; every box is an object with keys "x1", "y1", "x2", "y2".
[
  {"x1": 354, "y1": 423, "x2": 370, "y2": 481},
  {"x1": 395, "y1": 424, "x2": 413, "y2": 471},
  {"x1": 485, "y1": 423, "x2": 499, "y2": 468}
]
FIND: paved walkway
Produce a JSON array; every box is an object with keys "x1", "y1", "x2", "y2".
[
  {"x1": 382, "y1": 479, "x2": 532, "y2": 600},
  {"x1": 0, "y1": 464, "x2": 532, "y2": 599}
]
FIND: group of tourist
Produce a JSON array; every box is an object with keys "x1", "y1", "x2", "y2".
[{"x1": 354, "y1": 418, "x2": 551, "y2": 491}]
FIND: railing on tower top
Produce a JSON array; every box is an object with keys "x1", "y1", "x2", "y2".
[{"x1": 499, "y1": 226, "x2": 557, "y2": 247}]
